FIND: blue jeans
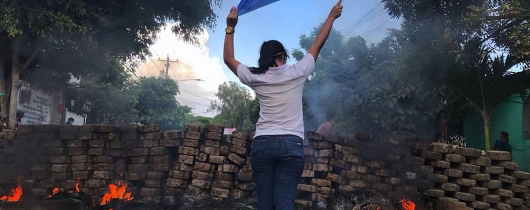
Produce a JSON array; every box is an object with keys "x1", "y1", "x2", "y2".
[{"x1": 251, "y1": 135, "x2": 305, "y2": 210}]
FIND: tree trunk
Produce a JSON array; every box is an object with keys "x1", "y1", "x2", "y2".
[
  {"x1": 8, "y1": 68, "x2": 20, "y2": 129},
  {"x1": 483, "y1": 116, "x2": 491, "y2": 150},
  {"x1": 0, "y1": 60, "x2": 7, "y2": 119}
]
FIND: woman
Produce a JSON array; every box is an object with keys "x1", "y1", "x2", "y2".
[
  {"x1": 493, "y1": 131, "x2": 513, "y2": 155},
  {"x1": 223, "y1": 1, "x2": 343, "y2": 209}
]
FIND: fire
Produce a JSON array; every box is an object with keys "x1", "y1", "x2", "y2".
[
  {"x1": 75, "y1": 179, "x2": 80, "y2": 192},
  {"x1": 400, "y1": 199, "x2": 415, "y2": 210},
  {"x1": 99, "y1": 183, "x2": 133, "y2": 205},
  {"x1": 0, "y1": 179, "x2": 22, "y2": 202},
  {"x1": 49, "y1": 187, "x2": 60, "y2": 198}
]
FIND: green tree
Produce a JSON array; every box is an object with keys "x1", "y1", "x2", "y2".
[
  {"x1": 135, "y1": 77, "x2": 191, "y2": 131},
  {"x1": 0, "y1": 0, "x2": 221, "y2": 128},
  {"x1": 295, "y1": 24, "x2": 445, "y2": 137},
  {"x1": 209, "y1": 81, "x2": 253, "y2": 131},
  {"x1": 443, "y1": 40, "x2": 530, "y2": 149},
  {"x1": 382, "y1": 0, "x2": 530, "y2": 148},
  {"x1": 66, "y1": 59, "x2": 138, "y2": 125}
]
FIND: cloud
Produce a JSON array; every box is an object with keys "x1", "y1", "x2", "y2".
[{"x1": 137, "y1": 23, "x2": 227, "y2": 117}]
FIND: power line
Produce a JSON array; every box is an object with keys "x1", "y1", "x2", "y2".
[
  {"x1": 340, "y1": 2, "x2": 384, "y2": 37},
  {"x1": 362, "y1": 18, "x2": 397, "y2": 37},
  {"x1": 180, "y1": 89, "x2": 216, "y2": 102},
  {"x1": 176, "y1": 97, "x2": 211, "y2": 107}
]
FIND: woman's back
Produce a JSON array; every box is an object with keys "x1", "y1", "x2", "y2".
[{"x1": 237, "y1": 54, "x2": 315, "y2": 139}]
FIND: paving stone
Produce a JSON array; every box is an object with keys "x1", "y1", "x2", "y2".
[
  {"x1": 456, "y1": 178, "x2": 476, "y2": 187},
  {"x1": 431, "y1": 143, "x2": 456, "y2": 153},
  {"x1": 445, "y1": 154, "x2": 466, "y2": 163},
  {"x1": 444, "y1": 169, "x2": 463, "y2": 177},
  {"x1": 469, "y1": 157, "x2": 491, "y2": 166},
  {"x1": 481, "y1": 180, "x2": 502, "y2": 189},
  {"x1": 434, "y1": 197, "x2": 468, "y2": 210},
  {"x1": 511, "y1": 171, "x2": 530, "y2": 180},
  {"x1": 441, "y1": 183, "x2": 460, "y2": 192},
  {"x1": 424, "y1": 189, "x2": 445, "y2": 197},
  {"x1": 499, "y1": 174, "x2": 517, "y2": 184},
  {"x1": 494, "y1": 189, "x2": 514, "y2": 197},
  {"x1": 478, "y1": 194, "x2": 501, "y2": 203},
  {"x1": 486, "y1": 151, "x2": 511, "y2": 160},
  {"x1": 454, "y1": 192, "x2": 475, "y2": 201},
  {"x1": 498, "y1": 161, "x2": 519, "y2": 170},
  {"x1": 430, "y1": 160, "x2": 450, "y2": 168},
  {"x1": 420, "y1": 151, "x2": 443, "y2": 160},
  {"x1": 457, "y1": 163, "x2": 480, "y2": 173},
  {"x1": 482, "y1": 166, "x2": 504, "y2": 174},
  {"x1": 455, "y1": 147, "x2": 482, "y2": 157},
  {"x1": 510, "y1": 184, "x2": 528, "y2": 193},
  {"x1": 492, "y1": 202, "x2": 513, "y2": 210},
  {"x1": 470, "y1": 173, "x2": 490, "y2": 181},
  {"x1": 404, "y1": 156, "x2": 425, "y2": 165},
  {"x1": 468, "y1": 187, "x2": 489, "y2": 195},
  {"x1": 428, "y1": 174, "x2": 448, "y2": 183},
  {"x1": 470, "y1": 201, "x2": 490, "y2": 209},
  {"x1": 505, "y1": 198, "x2": 524, "y2": 206},
  {"x1": 209, "y1": 187, "x2": 229, "y2": 198}
]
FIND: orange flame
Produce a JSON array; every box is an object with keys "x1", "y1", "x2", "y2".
[
  {"x1": 0, "y1": 179, "x2": 22, "y2": 202},
  {"x1": 49, "y1": 187, "x2": 61, "y2": 198},
  {"x1": 75, "y1": 179, "x2": 80, "y2": 192},
  {"x1": 99, "y1": 183, "x2": 133, "y2": 205},
  {"x1": 400, "y1": 199, "x2": 415, "y2": 210}
]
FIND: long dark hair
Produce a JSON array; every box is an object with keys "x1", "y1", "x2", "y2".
[{"x1": 249, "y1": 40, "x2": 289, "y2": 74}]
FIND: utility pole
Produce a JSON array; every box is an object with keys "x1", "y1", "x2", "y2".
[{"x1": 158, "y1": 55, "x2": 178, "y2": 79}]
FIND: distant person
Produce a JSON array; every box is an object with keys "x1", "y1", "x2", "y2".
[
  {"x1": 222, "y1": 1, "x2": 343, "y2": 209},
  {"x1": 15, "y1": 110, "x2": 24, "y2": 130},
  {"x1": 493, "y1": 131, "x2": 512, "y2": 155},
  {"x1": 316, "y1": 112, "x2": 336, "y2": 135},
  {"x1": 66, "y1": 117, "x2": 74, "y2": 125}
]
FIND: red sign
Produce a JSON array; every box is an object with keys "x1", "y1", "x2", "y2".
[{"x1": 58, "y1": 104, "x2": 65, "y2": 113}]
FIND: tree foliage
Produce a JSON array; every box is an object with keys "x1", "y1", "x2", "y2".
[
  {"x1": 67, "y1": 59, "x2": 138, "y2": 125},
  {"x1": 135, "y1": 77, "x2": 190, "y2": 131},
  {"x1": 209, "y1": 82, "x2": 256, "y2": 132},
  {"x1": 296, "y1": 0, "x2": 530, "y2": 145},
  {"x1": 0, "y1": 0, "x2": 222, "y2": 128}
]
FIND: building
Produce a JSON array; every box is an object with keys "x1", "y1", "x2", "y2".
[{"x1": 463, "y1": 94, "x2": 530, "y2": 171}]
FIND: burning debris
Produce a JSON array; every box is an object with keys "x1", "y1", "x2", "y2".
[
  {"x1": 0, "y1": 179, "x2": 22, "y2": 202},
  {"x1": 99, "y1": 183, "x2": 133, "y2": 206}
]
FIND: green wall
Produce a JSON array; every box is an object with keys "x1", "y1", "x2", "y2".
[{"x1": 463, "y1": 95, "x2": 530, "y2": 172}]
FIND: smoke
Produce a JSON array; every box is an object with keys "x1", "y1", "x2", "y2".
[{"x1": 136, "y1": 23, "x2": 228, "y2": 117}]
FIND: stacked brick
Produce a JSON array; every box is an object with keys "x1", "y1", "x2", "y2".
[
  {"x1": 6, "y1": 124, "x2": 530, "y2": 209},
  {"x1": 230, "y1": 131, "x2": 253, "y2": 198},
  {"x1": 166, "y1": 124, "x2": 203, "y2": 206},
  {"x1": 420, "y1": 143, "x2": 530, "y2": 210},
  {"x1": 186, "y1": 124, "x2": 222, "y2": 203},
  {"x1": 79, "y1": 125, "x2": 115, "y2": 202},
  {"x1": 135, "y1": 125, "x2": 169, "y2": 203}
]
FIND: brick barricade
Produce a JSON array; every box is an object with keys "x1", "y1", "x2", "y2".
[{"x1": 0, "y1": 124, "x2": 529, "y2": 209}]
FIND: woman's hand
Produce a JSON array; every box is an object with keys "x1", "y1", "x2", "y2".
[
  {"x1": 328, "y1": 0, "x2": 343, "y2": 20},
  {"x1": 227, "y1": 6, "x2": 239, "y2": 28}
]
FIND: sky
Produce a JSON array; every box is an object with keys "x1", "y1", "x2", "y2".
[{"x1": 136, "y1": 0, "x2": 402, "y2": 117}]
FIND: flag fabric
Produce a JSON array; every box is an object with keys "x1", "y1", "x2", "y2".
[{"x1": 237, "y1": 0, "x2": 282, "y2": 16}]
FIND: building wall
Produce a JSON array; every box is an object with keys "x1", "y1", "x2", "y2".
[{"x1": 463, "y1": 94, "x2": 530, "y2": 171}]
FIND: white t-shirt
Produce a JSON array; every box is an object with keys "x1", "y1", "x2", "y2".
[{"x1": 237, "y1": 54, "x2": 316, "y2": 139}]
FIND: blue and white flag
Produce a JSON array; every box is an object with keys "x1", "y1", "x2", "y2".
[{"x1": 237, "y1": 0, "x2": 282, "y2": 16}]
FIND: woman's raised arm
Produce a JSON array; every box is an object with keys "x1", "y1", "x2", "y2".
[
  {"x1": 224, "y1": 7, "x2": 241, "y2": 75},
  {"x1": 307, "y1": 0, "x2": 343, "y2": 61}
]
